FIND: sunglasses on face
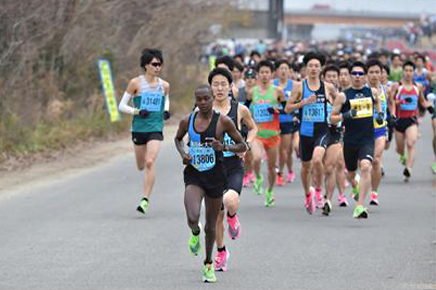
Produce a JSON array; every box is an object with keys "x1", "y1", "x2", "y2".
[
  {"x1": 150, "y1": 62, "x2": 162, "y2": 67},
  {"x1": 351, "y1": 71, "x2": 364, "y2": 76}
]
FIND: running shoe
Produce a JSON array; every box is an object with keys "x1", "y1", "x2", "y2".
[
  {"x1": 338, "y1": 194, "x2": 349, "y2": 207},
  {"x1": 249, "y1": 172, "x2": 256, "y2": 183},
  {"x1": 353, "y1": 205, "x2": 368, "y2": 219},
  {"x1": 369, "y1": 191, "x2": 379, "y2": 206},
  {"x1": 227, "y1": 214, "x2": 241, "y2": 240},
  {"x1": 305, "y1": 188, "x2": 315, "y2": 215},
  {"x1": 202, "y1": 263, "x2": 217, "y2": 283},
  {"x1": 432, "y1": 162, "x2": 436, "y2": 174},
  {"x1": 253, "y1": 174, "x2": 263, "y2": 195},
  {"x1": 136, "y1": 198, "x2": 149, "y2": 214},
  {"x1": 286, "y1": 171, "x2": 295, "y2": 183},
  {"x1": 399, "y1": 153, "x2": 407, "y2": 166},
  {"x1": 315, "y1": 188, "x2": 324, "y2": 208},
  {"x1": 188, "y1": 223, "x2": 201, "y2": 256},
  {"x1": 322, "y1": 199, "x2": 332, "y2": 216},
  {"x1": 243, "y1": 174, "x2": 251, "y2": 188},
  {"x1": 277, "y1": 173, "x2": 285, "y2": 186},
  {"x1": 403, "y1": 167, "x2": 411, "y2": 182},
  {"x1": 264, "y1": 188, "x2": 275, "y2": 207},
  {"x1": 214, "y1": 249, "x2": 230, "y2": 272}
]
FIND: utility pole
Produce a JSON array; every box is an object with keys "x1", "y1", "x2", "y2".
[{"x1": 268, "y1": 0, "x2": 285, "y2": 40}]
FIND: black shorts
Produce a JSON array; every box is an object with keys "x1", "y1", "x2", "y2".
[
  {"x1": 131, "y1": 131, "x2": 163, "y2": 145},
  {"x1": 343, "y1": 141, "x2": 374, "y2": 172},
  {"x1": 280, "y1": 122, "x2": 294, "y2": 135},
  {"x1": 321, "y1": 131, "x2": 341, "y2": 149},
  {"x1": 223, "y1": 157, "x2": 244, "y2": 195},
  {"x1": 300, "y1": 133, "x2": 328, "y2": 162},
  {"x1": 184, "y1": 164, "x2": 227, "y2": 199},
  {"x1": 394, "y1": 117, "x2": 418, "y2": 133}
]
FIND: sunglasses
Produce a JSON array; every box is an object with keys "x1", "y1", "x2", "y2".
[
  {"x1": 351, "y1": 71, "x2": 364, "y2": 76},
  {"x1": 150, "y1": 62, "x2": 162, "y2": 67}
]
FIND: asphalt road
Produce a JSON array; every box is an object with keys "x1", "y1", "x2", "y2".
[{"x1": 1, "y1": 118, "x2": 435, "y2": 290}]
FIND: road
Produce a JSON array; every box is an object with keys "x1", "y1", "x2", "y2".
[{"x1": 0, "y1": 119, "x2": 435, "y2": 290}]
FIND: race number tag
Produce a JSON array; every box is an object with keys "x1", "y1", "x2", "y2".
[
  {"x1": 350, "y1": 97, "x2": 373, "y2": 118},
  {"x1": 399, "y1": 94, "x2": 418, "y2": 111},
  {"x1": 223, "y1": 133, "x2": 236, "y2": 158},
  {"x1": 141, "y1": 91, "x2": 162, "y2": 112},
  {"x1": 302, "y1": 103, "x2": 325, "y2": 122},
  {"x1": 253, "y1": 104, "x2": 273, "y2": 123},
  {"x1": 189, "y1": 146, "x2": 216, "y2": 172}
]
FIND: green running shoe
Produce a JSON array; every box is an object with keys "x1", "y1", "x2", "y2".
[
  {"x1": 188, "y1": 223, "x2": 201, "y2": 256},
  {"x1": 202, "y1": 263, "x2": 217, "y2": 283},
  {"x1": 431, "y1": 162, "x2": 436, "y2": 174},
  {"x1": 136, "y1": 198, "x2": 149, "y2": 214},
  {"x1": 264, "y1": 188, "x2": 275, "y2": 207},
  {"x1": 353, "y1": 205, "x2": 368, "y2": 219},
  {"x1": 253, "y1": 174, "x2": 263, "y2": 195},
  {"x1": 400, "y1": 153, "x2": 407, "y2": 166}
]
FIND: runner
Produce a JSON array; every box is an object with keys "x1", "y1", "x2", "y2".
[
  {"x1": 389, "y1": 61, "x2": 429, "y2": 181},
  {"x1": 247, "y1": 60, "x2": 286, "y2": 206},
  {"x1": 321, "y1": 64, "x2": 348, "y2": 214},
  {"x1": 367, "y1": 59, "x2": 388, "y2": 205},
  {"x1": 339, "y1": 61, "x2": 351, "y2": 92},
  {"x1": 232, "y1": 61, "x2": 246, "y2": 90},
  {"x1": 274, "y1": 59, "x2": 299, "y2": 185},
  {"x1": 215, "y1": 55, "x2": 239, "y2": 100},
  {"x1": 285, "y1": 52, "x2": 338, "y2": 214},
  {"x1": 330, "y1": 61, "x2": 384, "y2": 218},
  {"x1": 174, "y1": 85, "x2": 247, "y2": 283},
  {"x1": 389, "y1": 54, "x2": 403, "y2": 83},
  {"x1": 429, "y1": 87, "x2": 436, "y2": 173},
  {"x1": 207, "y1": 68, "x2": 257, "y2": 272},
  {"x1": 118, "y1": 48, "x2": 171, "y2": 214}
]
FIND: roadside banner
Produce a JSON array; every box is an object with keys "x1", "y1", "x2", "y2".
[{"x1": 98, "y1": 59, "x2": 120, "y2": 122}]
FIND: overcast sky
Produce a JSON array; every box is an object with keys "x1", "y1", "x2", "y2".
[{"x1": 237, "y1": 0, "x2": 436, "y2": 14}]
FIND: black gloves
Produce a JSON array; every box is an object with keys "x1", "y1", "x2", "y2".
[
  {"x1": 375, "y1": 112, "x2": 384, "y2": 125},
  {"x1": 138, "y1": 109, "x2": 150, "y2": 117},
  {"x1": 163, "y1": 111, "x2": 171, "y2": 120}
]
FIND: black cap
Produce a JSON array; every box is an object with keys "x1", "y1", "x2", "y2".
[{"x1": 244, "y1": 68, "x2": 257, "y2": 78}]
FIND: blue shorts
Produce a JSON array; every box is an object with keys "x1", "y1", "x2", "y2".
[{"x1": 374, "y1": 127, "x2": 387, "y2": 139}]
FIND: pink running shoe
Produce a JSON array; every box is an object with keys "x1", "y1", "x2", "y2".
[
  {"x1": 305, "y1": 188, "x2": 315, "y2": 215},
  {"x1": 243, "y1": 174, "x2": 251, "y2": 188},
  {"x1": 277, "y1": 173, "x2": 285, "y2": 186},
  {"x1": 214, "y1": 249, "x2": 230, "y2": 272},
  {"x1": 337, "y1": 194, "x2": 349, "y2": 207},
  {"x1": 315, "y1": 188, "x2": 324, "y2": 209},
  {"x1": 369, "y1": 191, "x2": 379, "y2": 206},
  {"x1": 227, "y1": 214, "x2": 241, "y2": 240},
  {"x1": 286, "y1": 171, "x2": 295, "y2": 183}
]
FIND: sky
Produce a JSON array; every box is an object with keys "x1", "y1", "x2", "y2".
[{"x1": 237, "y1": 0, "x2": 436, "y2": 14}]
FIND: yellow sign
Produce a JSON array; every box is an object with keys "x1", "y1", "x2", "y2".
[
  {"x1": 350, "y1": 97, "x2": 373, "y2": 118},
  {"x1": 98, "y1": 59, "x2": 120, "y2": 122}
]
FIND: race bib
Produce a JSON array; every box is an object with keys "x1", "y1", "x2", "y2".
[
  {"x1": 252, "y1": 104, "x2": 273, "y2": 123},
  {"x1": 189, "y1": 146, "x2": 216, "y2": 172},
  {"x1": 140, "y1": 91, "x2": 162, "y2": 112},
  {"x1": 302, "y1": 103, "x2": 325, "y2": 122},
  {"x1": 350, "y1": 97, "x2": 373, "y2": 118},
  {"x1": 223, "y1": 133, "x2": 236, "y2": 158},
  {"x1": 399, "y1": 94, "x2": 418, "y2": 111}
]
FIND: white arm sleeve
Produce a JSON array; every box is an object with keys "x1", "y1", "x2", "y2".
[
  {"x1": 119, "y1": 91, "x2": 137, "y2": 115},
  {"x1": 164, "y1": 94, "x2": 170, "y2": 111}
]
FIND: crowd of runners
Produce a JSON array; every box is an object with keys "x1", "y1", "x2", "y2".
[{"x1": 118, "y1": 45, "x2": 436, "y2": 283}]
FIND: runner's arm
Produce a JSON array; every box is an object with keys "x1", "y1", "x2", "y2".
[
  {"x1": 388, "y1": 83, "x2": 398, "y2": 116},
  {"x1": 239, "y1": 104, "x2": 258, "y2": 145},
  {"x1": 372, "y1": 87, "x2": 382, "y2": 114},
  {"x1": 174, "y1": 117, "x2": 191, "y2": 163},
  {"x1": 119, "y1": 79, "x2": 139, "y2": 115},
  {"x1": 417, "y1": 84, "x2": 427, "y2": 109},
  {"x1": 284, "y1": 82, "x2": 303, "y2": 113},
  {"x1": 330, "y1": 92, "x2": 345, "y2": 124}
]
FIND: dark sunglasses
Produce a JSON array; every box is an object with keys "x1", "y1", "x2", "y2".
[
  {"x1": 351, "y1": 71, "x2": 364, "y2": 76},
  {"x1": 150, "y1": 62, "x2": 162, "y2": 67}
]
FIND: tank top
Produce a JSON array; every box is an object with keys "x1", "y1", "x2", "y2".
[
  {"x1": 222, "y1": 100, "x2": 239, "y2": 158},
  {"x1": 251, "y1": 86, "x2": 280, "y2": 139},
  {"x1": 389, "y1": 66, "x2": 403, "y2": 82},
  {"x1": 374, "y1": 84, "x2": 388, "y2": 129},
  {"x1": 341, "y1": 87, "x2": 374, "y2": 144},
  {"x1": 414, "y1": 69, "x2": 428, "y2": 92},
  {"x1": 187, "y1": 111, "x2": 222, "y2": 172},
  {"x1": 132, "y1": 76, "x2": 165, "y2": 132},
  {"x1": 274, "y1": 79, "x2": 294, "y2": 123},
  {"x1": 395, "y1": 85, "x2": 420, "y2": 119},
  {"x1": 300, "y1": 80, "x2": 328, "y2": 138}
]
